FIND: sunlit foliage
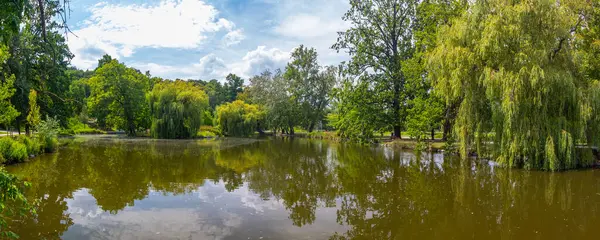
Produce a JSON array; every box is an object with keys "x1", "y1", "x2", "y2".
[
  {"x1": 148, "y1": 80, "x2": 209, "y2": 139},
  {"x1": 216, "y1": 100, "x2": 265, "y2": 137}
]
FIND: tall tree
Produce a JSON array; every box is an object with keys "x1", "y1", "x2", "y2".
[
  {"x1": 284, "y1": 45, "x2": 337, "y2": 132},
  {"x1": 87, "y1": 59, "x2": 149, "y2": 136},
  {"x1": 403, "y1": 0, "x2": 465, "y2": 141},
  {"x1": 148, "y1": 80, "x2": 209, "y2": 139},
  {"x1": 224, "y1": 73, "x2": 244, "y2": 102},
  {"x1": 333, "y1": 0, "x2": 417, "y2": 138},
  {"x1": 428, "y1": 0, "x2": 598, "y2": 170}
]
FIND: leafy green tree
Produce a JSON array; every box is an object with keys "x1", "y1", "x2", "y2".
[
  {"x1": 216, "y1": 100, "x2": 264, "y2": 137},
  {"x1": 403, "y1": 0, "x2": 465, "y2": 141},
  {"x1": 284, "y1": 45, "x2": 337, "y2": 132},
  {"x1": 26, "y1": 89, "x2": 41, "y2": 132},
  {"x1": 0, "y1": 46, "x2": 20, "y2": 129},
  {"x1": 333, "y1": 0, "x2": 417, "y2": 138},
  {"x1": 224, "y1": 73, "x2": 244, "y2": 102},
  {"x1": 148, "y1": 80, "x2": 209, "y2": 139},
  {"x1": 87, "y1": 59, "x2": 150, "y2": 136},
  {"x1": 246, "y1": 70, "x2": 300, "y2": 134},
  {"x1": 428, "y1": 0, "x2": 597, "y2": 170}
]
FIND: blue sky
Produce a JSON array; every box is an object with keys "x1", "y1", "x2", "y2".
[{"x1": 66, "y1": 0, "x2": 350, "y2": 81}]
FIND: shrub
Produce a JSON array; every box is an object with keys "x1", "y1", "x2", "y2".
[
  {"x1": 8, "y1": 141, "x2": 27, "y2": 162},
  {"x1": 16, "y1": 135, "x2": 42, "y2": 156},
  {"x1": 0, "y1": 138, "x2": 28, "y2": 163},
  {"x1": 37, "y1": 116, "x2": 60, "y2": 153},
  {"x1": 0, "y1": 138, "x2": 13, "y2": 163}
]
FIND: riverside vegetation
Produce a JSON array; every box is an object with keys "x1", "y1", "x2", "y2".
[{"x1": 1, "y1": 0, "x2": 600, "y2": 238}]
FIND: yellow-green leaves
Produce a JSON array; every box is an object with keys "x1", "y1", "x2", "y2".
[
  {"x1": 148, "y1": 80, "x2": 209, "y2": 139},
  {"x1": 216, "y1": 100, "x2": 264, "y2": 137}
]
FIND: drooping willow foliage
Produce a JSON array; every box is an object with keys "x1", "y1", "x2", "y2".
[
  {"x1": 428, "y1": 0, "x2": 600, "y2": 170},
  {"x1": 148, "y1": 80, "x2": 209, "y2": 139},
  {"x1": 216, "y1": 100, "x2": 264, "y2": 137}
]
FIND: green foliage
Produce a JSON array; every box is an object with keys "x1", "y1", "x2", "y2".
[
  {"x1": 0, "y1": 45, "x2": 20, "y2": 127},
  {"x1": 216, "y1": 100, "x2": 265, "y2": 137},
  {"x1": 405, "y1": 97, "x2": 444, "y2": 141},
  {"x1": 0, "y1": 138, "x2": 27, "y2": 163},
  {"x1": 87, "y1": 59, "x2": 150, "y2": 136},
  {"x1": 16, "y1": 135, "x2": 42, "y2": 156},
  {"x1": 0, "y1": 167, "x2": 33, "y2": 239},
  {"x1": 428, "y1": 0, "x2": 597, "y2": 170},
  {"x1": 197, "y1": 126, "x2": 220, "y2": 138},
  {"x1": 284, "y1": 45, "x2": 337, "y2": 132},
  {"x1": 246, "y1": 70, "x2": 300, "y2": 133},
  {"x1": 37, "y1": 116, "x2": 60, "y2": 153},
  {"x1": 224, "y1": 74, "x2": 244, "y2": 102},
  {"x1": 66, "y1": 117, "x2": 105, "y2": 134},
  {"x1": 26, "y1": 89, "x2": 41, "y2": 129},
  {"x1": 148, "y1": 80, "x2": 209, "y2": 139},
  {"x1": 333, "y1": 0, "x2": 417, "y2": 138}
]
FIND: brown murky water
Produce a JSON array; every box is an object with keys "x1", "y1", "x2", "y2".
[{"x1": 5, "y1": 135, "x2": 600, "y2": 239}]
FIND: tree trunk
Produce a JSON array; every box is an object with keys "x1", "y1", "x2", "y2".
[
  {"x1": 256, "y1": 121, "x2": 264, "y2": 135},
  {"x1": 17, "y1": 121, "x2": 21, "y2": 135},
  {"x1": 289, "y1": 126, "x2": 295, "y2": 135},
  {"x1": 431, "y1": 129, "x2": 435, "y2": 141},
  {"x1": 26, "y1": 124, "x2": 30, "y2": 136},
  {"x1": 308, "y1": 122, "x2": 315, "y2": 133},
  {"x1": 393, "y1": 126, "x2": 401, "y2": 139}
]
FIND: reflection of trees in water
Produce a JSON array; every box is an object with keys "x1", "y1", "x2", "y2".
[
  {"x1": 245, "y1": 138, "x2": 338, "y2": 227},
  {"x1": 7, "y1": 137, "x2": 600, "y2": 239},
  {"x1": 331, "y1": 149, "x2": 600, "y2": 239}
]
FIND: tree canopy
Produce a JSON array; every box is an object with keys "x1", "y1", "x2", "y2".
[
  {"x1": 87, "y1": 59, "x2": 150, "y2": 136},
  {"x1": 148, "y1": 80, "x2": 209, "y2": 139},
  {"x1": 428, "y1": 0, "x2": 599, "y2": 170}
]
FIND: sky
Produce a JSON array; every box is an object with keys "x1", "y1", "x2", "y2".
[{"x1": 65, "y1": 0, "x2": 350, "y2": 81}]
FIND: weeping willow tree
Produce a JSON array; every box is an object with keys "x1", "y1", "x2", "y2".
[
  {"x1": 216, "y1": 100, "x2": 265, "y2": 137},
  {"x1": 148, "y1": 80, "x2": 209, "y2": 139},
  {"x1": 428, "y1": 0, "x2": 599, "y2": 170}
]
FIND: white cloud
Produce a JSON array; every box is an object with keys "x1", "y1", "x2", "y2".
[
  {"x1": 274, "y1": 14, "x2": 347, "y2": 39},
  {"x1": 230, "y1": 46, "x2": 290, "y2": 78},
  {"x1": 222, "y1": 29, "x2": 245, "y2": 46},
  {"x1": 133, "y1": 46, "x2": 289, "y2": 81},
  {"x1": 69, "y1": 0, "x2": 238, "y2": 69}
]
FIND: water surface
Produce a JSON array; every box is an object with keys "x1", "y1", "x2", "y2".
[{"x1": 6, "y1": 136, "x2": 600, "y2": 239}]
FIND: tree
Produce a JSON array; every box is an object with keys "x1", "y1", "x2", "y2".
[
  {"x1": 26, "y1": 89, "x2": 40, "y2": 132},
  {"x1": 333, "y1": 0, "x2": 417, "y2": 138},
  {"x1": 148, "y1": 80, "x2": 209, "y2": 139},
  {"x1": 224, "y1": 74, "x2": 244, "y2": 102},
  {"x1": 216, "y1": 100, "x2": 264, "y2": 137},
  {"x1": 403, "y1": 0, "x2": 465, "y2": 141},
  {"x1": 0, "y1": 46, "x2": 20, "y2": 130},
  {"x1": 87, "y1": 59, "x2": 149, "y2": 136},
  {"x1": 428, "y1": 0, "x2": 598, "y2": 170},
  {"x1": 284, "y1": 45, "x2": 337, "y2": 132},
  {"x1": 96, "y1": 54, "x2": 114, "y2": 70},
  {"x1": 246, "y1": 70, "x2": 300, "y2": 134}
]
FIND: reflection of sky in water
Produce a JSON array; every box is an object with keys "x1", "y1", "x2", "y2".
[{"x1": 62, "y1": 181, "x2": 346, "y2": 240}]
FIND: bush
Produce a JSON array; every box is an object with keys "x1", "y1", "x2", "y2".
[
  {"x1": 37, "y1": 116, "x2": 60, "y2": 153},
  {"x1": 16, "y1": 135, "x2": 42, "y2": 156},
  {"x1": 0, "y1": 138, "x2": 28, "y2": 163},
  {"x1": 198, "y1": 126, "x2": 221, "y2": 136},
  {"x1": 8, "y1": 141, "x2": 27, "y2": 162}
]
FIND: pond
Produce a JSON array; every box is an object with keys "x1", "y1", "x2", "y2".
[{"x1": 5, "y1": 135, "x2": 600, "y2": 239}]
